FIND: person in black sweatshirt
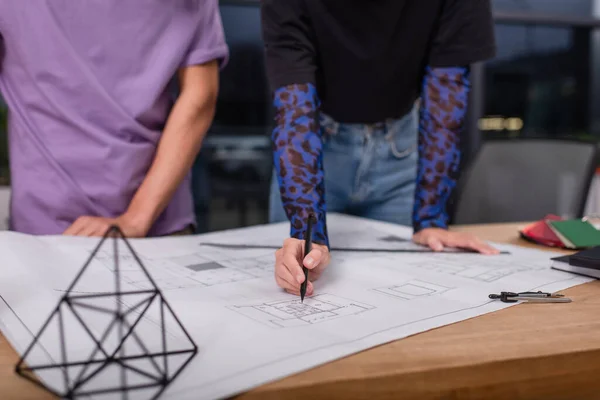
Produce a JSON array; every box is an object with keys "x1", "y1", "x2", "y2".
[{"x1": 262, "y1": 0, "x2": 499, "y2": 296}]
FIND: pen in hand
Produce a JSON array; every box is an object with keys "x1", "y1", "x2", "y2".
[{"x1": 300, "y1": 214, "x2": 315, "y2": 303}]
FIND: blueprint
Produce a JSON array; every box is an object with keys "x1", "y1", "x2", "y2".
[
  {"x1": 228, "y1": 294, "x2": 375, "y2": 329},
  {"x1": 0, "y1": 213, "x2": 592, "y2": 399},
  {"x1": 197, "y1": 215, "x2": 453, "y2": 252}
]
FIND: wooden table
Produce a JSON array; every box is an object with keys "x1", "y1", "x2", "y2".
[{"x1": 2, "y1": 223, "x2": 599, "y2": 399}]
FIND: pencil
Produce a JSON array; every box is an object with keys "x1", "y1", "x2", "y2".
[{"x1": 300, "y1": 214, "x2": 315, "y2": 303}]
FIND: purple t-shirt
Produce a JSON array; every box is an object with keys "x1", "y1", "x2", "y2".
[{"x1": 0, "y1": 1, "x2": 228, "y2": 236}]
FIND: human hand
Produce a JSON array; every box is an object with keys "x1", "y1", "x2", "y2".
[
  {"x1": 274, "y1": 238, "x2": 330, "y2": 297},
  {"x1": 63, "y1": 213, "x2": 150, "y2": 238},
  {"x1": 413, "y1": 227, "x2": 499, "y2": 255}
]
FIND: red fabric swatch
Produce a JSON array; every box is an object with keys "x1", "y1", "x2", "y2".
[{"x1": 520, "y1": 214, "x2": 564, "y2": 247}]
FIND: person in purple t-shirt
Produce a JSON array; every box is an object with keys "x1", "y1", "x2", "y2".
[{"x1": 0, "y1": 1, "x2": 228, "y2": 237}]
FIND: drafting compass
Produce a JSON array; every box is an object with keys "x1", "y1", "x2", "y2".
[{"x1": 488, "y1": 291, "x2": 571, "y2": 303}]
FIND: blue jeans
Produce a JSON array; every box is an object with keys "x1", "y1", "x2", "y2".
[{"x1": 269, "y1": 107, "x2": 418, "y2": 227}]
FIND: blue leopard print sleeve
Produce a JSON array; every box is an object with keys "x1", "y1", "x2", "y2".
[
  {"x1": 272, "y1": 83, "x2": 329, "y2": 247},
  {"x1": 413, "y1": 66, "x2": 471, "y2": 232}
]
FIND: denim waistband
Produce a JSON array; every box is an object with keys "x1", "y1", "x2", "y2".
[{"x1": 320, "y1": 103, "x2": 418, "y2": 139}]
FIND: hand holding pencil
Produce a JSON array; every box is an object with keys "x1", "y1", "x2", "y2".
[{"x1": 274, "y1": 215, "x2": 330, "y2": 298}]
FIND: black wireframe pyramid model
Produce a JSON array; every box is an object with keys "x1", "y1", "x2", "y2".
[{"x1": 15, "y1": 225, "x2": 198, "y2": 400}]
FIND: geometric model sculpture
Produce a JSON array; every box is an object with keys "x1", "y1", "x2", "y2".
[{"x1": 15, "y1": 226, "x2": 197, "y2": 399}]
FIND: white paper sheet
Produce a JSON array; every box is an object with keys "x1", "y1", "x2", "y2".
[
  {"x1": 197, "y1": 214, "x2": 444, "y2": 251},
  {"x1": 0, "y1": 214, "x2": 592, "y2": 399}
]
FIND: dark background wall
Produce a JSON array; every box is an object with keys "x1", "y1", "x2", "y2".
[{"x1": 0, "y1": 0, "x2": 598, "y2": 231}]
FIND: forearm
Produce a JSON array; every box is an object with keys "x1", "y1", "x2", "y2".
[
  {"x1": 412, "y1": 66, "x2": 470, "y2": 232},
  {"x1": 272, "y1": 83, "x2": 329, "y2": 247},
  {"x1": 124, "y1": 72, "x2": 218, "y2": 232}
]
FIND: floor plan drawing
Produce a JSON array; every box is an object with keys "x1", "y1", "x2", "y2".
[
  {"x1": 88, "y1": 247, "x2": 276, "y2": 292},
  {"x1": 228, "y1": 294, "x2": 375, "y2": 329},
  {"x1": 213, "y1": 252, "x2": 274, "y2": 279},
  {"x1": 402, "y1": 254, "x2": 539, "y2": 283},
  {"x1": 373, "y1": 280, "x2": 453, "y2": 300}
]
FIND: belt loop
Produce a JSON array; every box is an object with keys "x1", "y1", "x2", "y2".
[
  {"x1": 384, "y1": 119, "x2": 395, "y2": 140},
  {"x1": 363, "y1": 124, "x2": 372, "y2": 144}
]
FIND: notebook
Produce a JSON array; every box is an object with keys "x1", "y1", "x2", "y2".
[
  {"x1": 547, "y1": 220, "x2": 600, "y2": 249},
  {"x1": 550, "y1": 249, "x2": 600, "y2": 279},
  {"x1": 568, "y1": 246, "x2": 600, "y2": 270}
]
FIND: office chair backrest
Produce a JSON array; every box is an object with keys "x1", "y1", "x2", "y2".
[{"x1": 452, "y1": 139, "x2": 599, "y2": 224}]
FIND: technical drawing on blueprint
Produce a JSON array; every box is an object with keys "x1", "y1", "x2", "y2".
[
  {"x1": 228, "y1": 294, "x2": 375, "y2": 329},
  {"x1": 373, "y1": 280, "x2": 453, "y2": 300},
  {"x1": 88, "y1": 244, "x2": 275, "y2": 291},
  {"x1": 395, "y1": 252, "x2": 550, "y2": 283},
  {"x1": 197, "y1": 213, "x2": 419, "y2": 251}
]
